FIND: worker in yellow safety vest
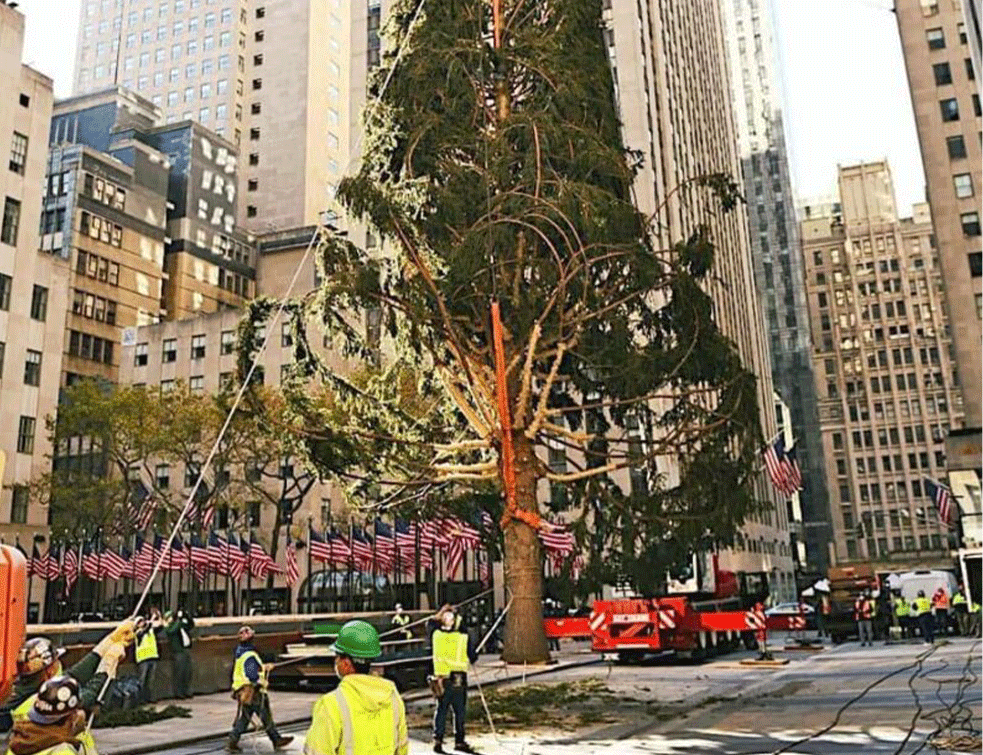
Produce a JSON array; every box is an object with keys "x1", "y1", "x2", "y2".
[
  {"x1": 391, "y1": 604, "x2": 413, "y2": 642},
  {"x1": 913, "y1": 590, "x2": 934, "y2": 645},
  {"x1": 4, "y1": 621, "x2": 135, "y2": 755},
  {"x1": 303, "y1": 620, "x2": 408, "y2": 755},
  {"x1": 894, "y1": 594, "x2": 911, "y2": 639},
  {"x1": 952, "y1": 586, "x2": 968, "y2": 636},
  {"x1": 227, "y1": 626, "x2": 293, "y2": 753},
  {"x1": 134, "y1": 608, "x2": 162, "y2": 704},
  {"x1": 430, "y1": 609, "x2": 477, "y2": 754}
]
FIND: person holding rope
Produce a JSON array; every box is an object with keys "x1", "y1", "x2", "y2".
[
  {"x1": 227, "y1": 626, "x2": 293, "y2": 753},
  {"x1": 303, "y1": 620, "x2": 408, "y2": 755},
  {"x1": 4, "y1": 622, "x2": 135, "y2": 755},
  {"x1": 430, "y1": 607, "x2": 478, "y2": 754}
]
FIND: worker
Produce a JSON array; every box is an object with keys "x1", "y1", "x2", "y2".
[
  {"x1": 135, "y1": 608, "x2": 162, "y2": 704},
  {"x1": 391, "y1": 603, "x2": 413, "y2": 641},
  {"x1": 303, "y1": 620, "x2": 408, "y2": 755},
  {"x1": 227, "y1": 626, "x2": 293, "y2": 753},
  {"x1": 854, "y1": 591, "x2": 873, "y2": 647},
  {"x1": 952, "y1": 584, "x2": 969, "y2": 636},
  {"x1": 914, "y1": 590, "x2": 934, "y2": 645},
  {"x1": 164, "y1": 609, "x2": 195, "y2": 699},
  {"x1": 0, "y1": 640, "x2": 66, "y2": 734},
  {"x1": 431, "y1": 608, "x2": 477, "y2": 754},
  {"x1": 932, "y1": 587, "x2": 950, "y2": 636},
  {"x1": 816, "y1": 593, "x2": 831, "y2": 639},
  {"x1": 894, "y1": 594, "x2": 911, "y2": 640},
  {"x1": 4, "y1": 621, "x2": 134, "y2": 754},
  {"x1": 968, "y1": 597, "x2": 981, "y2": 637}
]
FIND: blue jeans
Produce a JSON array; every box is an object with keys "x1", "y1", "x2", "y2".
[{"x1": 433, "y1": 672, "x2": 467, "y2": 744}]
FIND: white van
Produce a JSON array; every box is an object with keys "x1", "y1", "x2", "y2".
[{"x1": 896, "y1": 569, "x2": 959, "y2": 603}]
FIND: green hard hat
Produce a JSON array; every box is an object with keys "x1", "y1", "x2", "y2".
[{"x1": 331, "y1": 620, "x2": 382, "y2": 660}]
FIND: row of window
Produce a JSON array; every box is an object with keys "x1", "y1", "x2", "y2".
[
  {"x1": 83, "y1": 172, "x2": 127, "y2": 211},
  {"x1": 71, "y1": 289, "x2": 119, "y2": 325},
  {"x1": 834, "y1": 424, "x2": 948, "y2": 454},
  {"x1": 931, "y1": 58, "x2": 975, "y2": 87},
  {"x1": 68, "y1": 330, "x2": 115, "y2": 365},
  {"x1": 133, "y1": 323, "x2": 290, "y2": 367},
  {"x1": 79, "y1": 210, "x2": 124, "y2": 248},
  {"x1": 844, "y1": 535, "x2": 945, "y2": 560},
  {"x1": 938, "y1": 93, "x2": 982, "y2": 122},
  {"x1": 925, "y1": 22, "x2": 969, "y2": 51},
  {"x1": 76, "y1": 250, "x2": 121, "y2": 286}
]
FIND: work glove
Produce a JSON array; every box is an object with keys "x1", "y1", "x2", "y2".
[
  {"x1": 93, "y1": 619, "x2": 137, "y2": 657},
  {"x1": 95, "y1": 644, "x2": 126, "y2": 679}
]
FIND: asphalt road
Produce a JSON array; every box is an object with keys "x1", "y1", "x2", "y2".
[{"x1": 149, "y1": 636, "x2": 981, "y2": 755}]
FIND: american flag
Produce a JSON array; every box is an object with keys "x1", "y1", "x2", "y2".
[
  {"x1": 130, "y1": 494, "x2": 158, "y2": 532},
  {"x1": 351, "y1": 527, "x2": 374, "y2": 568},
  {"x1": 102, "y1": 545, "x2": 127, "y2": 580},
  {"x1": 783, "y1": 444, "x2": 803, "y2": 491},
  {"x1": 207, "y1": 531, "x2": 229, "y2": 575},
  {"x1": 310, "y1": 529, "x2": 332, "y2": 563},
  {"x1": 444, "y1": 537, "x2": 465, "y2": 579},
  {"x1": 925, "y1": 478, "x2": 954, "y2": 526},
  {"x1": 538, "y1": 521, "x2": 575, "y2": 558},
  {"x1": 477, "y1": 550, "x2": 490, "y2": 584},
  {"x1": 249, "y1": 536, "x2": 274, "y2": 579},
  {"x1": 328, "y1": 529, "x2": 351, "y2": 564},
  {"x1": 189, "y1": 534, "x2": 210, "y2": 580},
  {"x1": 373, "y1": 520, "x2": 395, "y2": 572},
  {"x1": 46, "y1": 545, "x2": 62, "y2": 581},
  {"x1": 64, "y1": 545, "x2": 80, "y2": 594},
  {"x1": 134, "y1": 535, "x2": 153, "y2": 581},
  {"x1": 82, "y1": 541, "x2": 101, "y2": 581},
  {"x1": 763, "y1": 437, "x2": 796, "y2": 496},
  {"x1": 27, "y1": 543, "x2": 41, "y2": 577},
  {"x1": 171, "y1": 538, "x2": 191, "y2": 570},
  {"x1": 285, "y1": 540, "x2": 299, "y2": 587},
  {"x1": 227, "y1": 533, "x2": 247, "y2": 580}
]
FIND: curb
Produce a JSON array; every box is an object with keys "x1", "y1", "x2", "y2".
[{"x1": 103, "y1": 656, "x2": 602, "y2": 755}]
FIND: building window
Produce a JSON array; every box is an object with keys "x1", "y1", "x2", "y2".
[
  {"x1": 247, "y1": 178, "x2": 258, "y2": 192},
  {"x1": 947, "y1": 135, "x2": 967, "y2": 159},
  {"x1": 974, "y1": 94, "x2": 982, "y2": 117},
  {"x1": 191, "y1": 333, "x2": 206, "y2": 359},
  {"x1": 255, "y1": 29, "x2": 264, "y2": 42},
  {"x1": 959, "y1": 22, "x2": 968, "y2": 44},
  {"x1": 940, "y1": 98, "x2": 960, "y2": 121},
  {"x1": 189, "y1": 375, "x2": 205, "y2": 391},
  {"x1": 247, "y1": 205, "x2": 257, "y2": 217},
  {"x1": 0, "y1": 273, "x2": 9, "y2": 310},
  {"x1": 249, "y1": 127, "x2": 260, "y2": 141},
  {"x1": 281, "y1": 321, "x2": 293, "y2": 347},
  {"x1": 248, "y1": 153, "x2": 259, "y2": 166},
  {"x1": 17, "y1": 416, "x2": 35, "y2": 454},
  {"x1": 932, "y1": 61, "x2": 952, "y2": 85},
  {"x1": 220, "y1": 330, "x2": 235, "y2": 355},
  {"x1": 976, "y1": 293, "x2": 982, "y2": 318},
  {"x1": 961, "y1": 212, "x2": 981, "y2": 236},
  {"x1": 162, "y1": 338, "x2": 177, "y2": 363},
  {"x1": 9, "y1": 132, "x2": 27, "y2": 175},
  {"x1": 954, "y1": 173, "x2": 974, "y2": 198},
  {"x1": 256, "y1": 6, "x2": 265, "y2": 18},
  {"x1": 28, "y1": 285, "x2": 48, "y2": 321},
  {"x1": 968, "y1": 57, "x2": 977, "y2": 81},
  {"x1": 926, "y1": 27, "x2": 945, "y2": 49},
  {"x1": 135, "y1": 342, "x2": 148, "y2": 366},
  {"x1": 19, "y1": 93, "x2": 29, "y2": 107},
  {"x1": 969, "y1": 252, "x2": 982, "y2": 277},
  {"x1": 2, "y1": 197, "x2": 21, "y2": 245},
  {"x1": 155, "y1": 463, "x2": 170, "y2": 489},
  {"x1": 10, "y1": 486, "x2": 28, "y2": 524},
  {"x1": 23, "y1": 350, "x2": 41, "y2": 386}
]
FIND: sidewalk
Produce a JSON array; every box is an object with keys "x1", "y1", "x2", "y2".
[{"x1": 100, "y1": 647, "x2": 600, "y2": 755}]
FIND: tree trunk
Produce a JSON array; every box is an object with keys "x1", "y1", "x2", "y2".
[{"x1": 501, "y1": 433, "x2": 549, "y2": 663}]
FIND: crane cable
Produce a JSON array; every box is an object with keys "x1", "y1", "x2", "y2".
[{"x1": 84, "y1": 0, "x2": 432, "y2": 730}]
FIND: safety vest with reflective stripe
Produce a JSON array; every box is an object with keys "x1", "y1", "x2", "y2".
[
  {"x1": 913, "y1": 597, "x2": 932, "y2": 615},
  {"x1": 933, "y1": 591, "x2": 950, "y2": 609},
  {"x1": 952, "y1": 593, "x2": 967, "y2": 608},
  {"x1": 431, "y1": 631, "x2": 468, "y2": 677},
  {"x1": 135, "y1": 630, "x2": 159, "y2": 663},
  {"x1": 894, "y1": 600, "x2": 910, "y2": 618},
  {"x1": 232, "y1": 649, "x2": 267, "y2": 692},
  {"x1": 391, "y1": 614, "x2": 409, "y2": 628},
  {"x1": 303, "y1": 678, "x2": 407, "y2": 755},
  {"x1": 853, "y1": 599, "x2": 872, "y2": 620},
  {"x1": 23, "y1": 745, "x2": 89, "y2": 755},
  {"x1": 11, "y1": 695, "x2": 97, "y2": 753}
]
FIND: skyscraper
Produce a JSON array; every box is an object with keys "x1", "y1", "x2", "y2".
[
  {"x1": 719, "y1": 0, "x2": 831, "y2": 572},
  {"x1": 895, "y1": 0, "x2": 981, "y2": 429},
  {"x1": 603, "y1": 0, "x2": 795, "y2": 599},
  {"x1": 801, "y1": 161, "x2": 961, "y2": 566}
]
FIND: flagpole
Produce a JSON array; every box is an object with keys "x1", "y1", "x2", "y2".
[
  {"x1": 371, "y1": 520, "x2": 378, "y2": 612},
  {"x1": 246, "y1": 530, "x2": 253, "y2": 615},
  {"x1": 414, "y1": 518, "x2": 421, "y2": 611},
  {"x1": 306, "y1": 517, "x2": 313, "y2": 615},
  {"x1": 75, "y1": 535, "x2": 84, "y2": 619},
  {"x1": 347, "y1": 518, "x2": 355, "y2": 613},
  {"x1": 225, "y1": 527, "x2": 233, "y2": 617},
  {"x1": 25, "y1": 540, "x2": 34, "y2": 619}
]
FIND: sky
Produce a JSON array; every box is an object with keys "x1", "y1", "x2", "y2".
[{"x1": 16, "y1": 0, "x2": 926, "y2": 213}]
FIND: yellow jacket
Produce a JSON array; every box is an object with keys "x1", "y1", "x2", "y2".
[{"x1": 303, "y1": 673, "x2": 408, "y2": 755}]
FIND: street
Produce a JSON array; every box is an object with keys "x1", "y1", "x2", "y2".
[{"x1": 141, "y1": 636, "x2": 981, "y2": 755}]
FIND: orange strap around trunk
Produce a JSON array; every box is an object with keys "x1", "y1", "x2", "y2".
[{"x1": 491, "y1": 302, "x2": 541, "y2": 532}]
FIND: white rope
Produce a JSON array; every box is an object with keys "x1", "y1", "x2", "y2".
[{"x1": 86, "y1": 0, "x2": 433, "y2": 730}]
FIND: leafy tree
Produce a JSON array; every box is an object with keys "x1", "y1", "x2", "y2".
[{"x1": 242, "y1": 0, "x2": 764, "y2": 662}]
